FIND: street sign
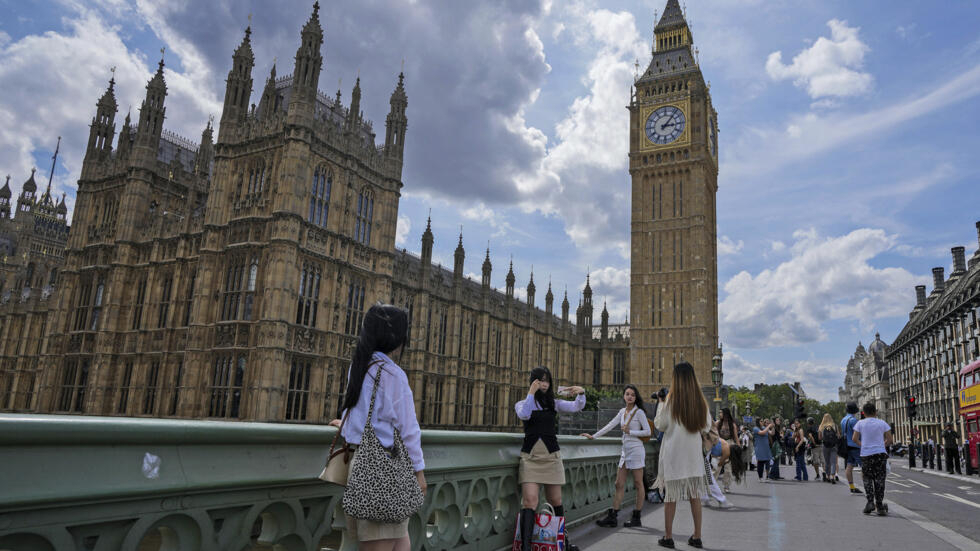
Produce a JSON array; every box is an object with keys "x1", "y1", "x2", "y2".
[{"x1": 743, "y1": 415, "x2": 753, "y2": 424}]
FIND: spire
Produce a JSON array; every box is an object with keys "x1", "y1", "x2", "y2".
[
  {"x1": 453, "y1": 227, "x2": 465, "y2": 279},
  {"x1": 258, "y1": 63, "x2": 278, "y2": 118},
  {"x1": 347, "y1": 76, "x2": 362, "y2": 130},
  {"x1": 45, "y1": 136, "x2": 60, "y2": 199},
  {"x1": 653, "y1": 0, "x2": 693, "y2": 53},
  {"x1": 506, "y1": 258, "x2": 516, "y2": 298},
  {"x1": 136, "y1": 50, "x2": 168, "y2": 153},
  {"x1": 561, "y1": 287, "x2": 570, "y2": 323},
  {"x1": 22, "y1": 168, "x2": 37, "y2": 194},
  {"x1": 385, "y1": 71, "x2": 408, "y2": 163},
  {"x1": 655, "y1": 0, "x2": 687, "y2": 31},
  {"x1": 583, "y1": 272, "x2": 593, "y2": 300},
  {"x1": 527, "y1": 269, "x2": 536, "y2": 307},
  {"x1": 0, "y1": 175, "x2": 10, "y2": 199},
  {"x1": 481, "y1": 242, "x2": 492, "y2": 288},
  {"x1": 195, "y1": 116, "x2": 215, "y2": 175},
  {"x1": 87, "y1": 74, "x2": 117, "y2": 160},
  {"x1": 219, "y1": 26, "x2": 254, "y2": 141},
  {"x1": 291, "y1": 2, "x2": 324, "y2": 105},
  {"x1": 56, "y1": 192, "x2": 67, "y2": 217},
  {"x1": 421, "y1": 213, "x2": 434, "y2": 265},
  {"x1": 545, "y1": 278, "x2": 554, "y2": 316}
]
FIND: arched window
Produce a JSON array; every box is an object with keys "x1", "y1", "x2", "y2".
[
  {"x1": 354, "y1": 189, "x2": 374, "y2": 245},
  {"x1": 296, "y1": 262, "x2": 321, "y2": 327},
  {"x1": 308, "y1": 167, "x2": 331, "y2": 228}
]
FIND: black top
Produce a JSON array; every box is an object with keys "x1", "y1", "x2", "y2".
[
  {"x1": 522, "y1": 409, "x2": 559, "y2": 453},
  {"x1": 942, "y1": 429, "x2": 960, "y2": 448}
]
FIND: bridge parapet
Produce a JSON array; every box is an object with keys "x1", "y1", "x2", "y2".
[{"x1": 0, "y1": 414, "x2": 643, "y2": 551}]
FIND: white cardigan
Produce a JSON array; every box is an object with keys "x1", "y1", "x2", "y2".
[
  {"x1": 592, "y1": 407, "x2": 652, "y2": 444},
  {"x1": 653, "y1": 399, "x2": 712, "y2": 482}
]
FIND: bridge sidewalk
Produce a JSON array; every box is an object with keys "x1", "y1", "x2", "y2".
[{"x1": 570, "y1": 473, "x2": 974, "y2": 551}]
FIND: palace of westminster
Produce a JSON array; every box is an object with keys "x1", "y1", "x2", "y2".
[{"x1": 0, "y1": 1, "x2": 724, "y2": 430}]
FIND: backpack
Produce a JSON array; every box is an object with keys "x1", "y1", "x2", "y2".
[{"x1": 822, "y1": 427, "x2": 838, "y2": 448}]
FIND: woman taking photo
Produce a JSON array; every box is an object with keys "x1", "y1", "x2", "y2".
[
  {"x1": 337, "y1": 304, "x2": 425, "y2": 551},
  {"x1": 514, "y1": 366, "x2": 585, "y2": 551},
  {"x1": 653, "y1": 362, "x2": 713, "y2": 549},
  {"x1": 752, "y1": 418, "x2": 774, "y2": 481},
  {"x1": 583, "y1": 384, "x2": 652, "y2": 528},
  {"x1": 818, "y1": 413, "x2": 840, "y2": 483}
]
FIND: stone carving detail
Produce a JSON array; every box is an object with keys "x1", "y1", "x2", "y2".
[
  {"x1": 215, "y1": 326, "x2": 235, "y2": 348},
  {"x1": 293, "y1": 327, "x2": 316, "y2": 354}
]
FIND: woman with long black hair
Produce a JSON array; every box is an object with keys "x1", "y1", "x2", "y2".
[
  {"x1": 583, "y1": 384, "x2": 651, "y2": 528},
  {"x1": 515, "y1": 366, "x2": 585, "y2": 551},
  {"x1": 336, "y1": 304, "x2": 425, "y2": 551}
]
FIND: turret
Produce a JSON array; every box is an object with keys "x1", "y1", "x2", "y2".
[
  {"x1": 506, "y1": 260, "x2": 515, "y2": 299},
  {"x1": 135, "y1": 56, "x2": 168, "y2": 158},
  {"x1": 453, "y1": 231, "x2": 465, "y2": 280},
  {"x1": 481, "y1": 246, "x2": 492, "y2": 289},
  {"x1": 195, "y1": 118, "x2": 214, "y2": 176},
  {"x1": 527, "y1": 270, "x2": 536, "y2": 307},
  {"x1": 56, "y1": 193, "x2": 67, "y2": 220},
  {"x1": 346, "y1": 77, "x2": 362, "y2": 131},
  {"x1": 561, "y1": 289, "x2": 569, "y2": 324},
  {"x1": 218, "y1": 27, "x2": 254, "y2": 143},
  {"x1": 86, "y1": 75, "x2": 117, "y2": 160},
  {"x1": 600, "y1": 301, "x2": 609, "y2": 341},
  {"x1": 385, "y1": 72, "x2": 408, "y2": 162},
  {"x1": 117, "y1": 111, "x2": 133, "y2": 159},
  {"x1": 545, "y1": 280, "x2": 554, "y2": 316},
  {"x1": 257, "y1": 63, "x2": 279, "y2": 119},
  {"x1": 288, "y1": 2, "x2": 323, "y2": 124},
  {"x1": 0, "y1": 175, "x2": 11, "y2": 219},
  {"x1": 420, "y1": 216, "x2": 433, "y2": 266},
  {"x1": 583, "y1": 273, "x2": 593, "y2": 329}
]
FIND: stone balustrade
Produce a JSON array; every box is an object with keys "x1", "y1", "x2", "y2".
[{"x1": 0, "y1": 414, "x2": 646, "y2": 551}]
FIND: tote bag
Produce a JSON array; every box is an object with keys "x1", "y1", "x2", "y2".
[{"x1": 512, "y1": 504, "x2": 565, "y2": 551}]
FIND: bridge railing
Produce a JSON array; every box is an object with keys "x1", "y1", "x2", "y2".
[{"x1": 0, "y1": 414, "x2": 645, "y2": 551}]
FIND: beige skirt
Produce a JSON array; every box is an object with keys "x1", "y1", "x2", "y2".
[{"x1": 519, "y1": 440, "x2": 566, "y2": 485}]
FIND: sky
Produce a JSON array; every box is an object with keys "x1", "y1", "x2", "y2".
[{"x1": 1, "y1": 0, "x2": 978, "y2": 402}]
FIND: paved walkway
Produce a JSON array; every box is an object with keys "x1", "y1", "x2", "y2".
[{"x1": 570, "y1": 470, "x2": 980, "y2": 551}]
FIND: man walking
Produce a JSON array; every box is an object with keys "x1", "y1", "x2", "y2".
[
  {"x1": 943, "y1": 423, "x2": 962, "y2": 475},
  {"x1": 841, "y1": 402, "x2": 862, "y2": 494},
  {"x1": 852, "y1": 402, "x2": 893, "y2": 516}
]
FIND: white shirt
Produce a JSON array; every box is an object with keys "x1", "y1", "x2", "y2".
[
  {"x1": 515, "y1": 392, "x2": 586, "y2": 419},
  {"x1": 853, "y1": 417, "x2": 890, "y2": 457},
  {"x1": 654, "y1": 399, "x2": 712, "y2": 482},
  {"x1": 592, "y1": 406, "x2": 652, "y2": 444},
  {"x1": 341, "y1": 352, "x2": 425, "y2": 471}
]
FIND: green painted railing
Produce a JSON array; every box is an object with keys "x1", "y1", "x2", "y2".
[{"x1": 0, "y1": 414, "x2": 645, "y2": 551}]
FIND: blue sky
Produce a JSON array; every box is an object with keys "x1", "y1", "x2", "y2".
[{"x1": 1, "y1": 0, "x2": 978, "y2": 401}]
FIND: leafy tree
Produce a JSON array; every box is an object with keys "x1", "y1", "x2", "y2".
[
  {"x1": 583, "y1": 387, "x2": 623, "y2": 411},
  {"x1": 729, "y1": 388, "x2": 762, "y2": 419}
]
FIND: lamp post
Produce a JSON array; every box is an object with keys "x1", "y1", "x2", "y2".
[{"x1": 711, "y1": 349, "x2": 723, "y2": 419}]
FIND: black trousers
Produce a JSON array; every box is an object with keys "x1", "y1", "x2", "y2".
[
  {"x1": 861, "y1": 453, "x2": 888, "y2": 506},
  {"x1": 946, "y1": 447, "x2": 962, "y2": 474}
]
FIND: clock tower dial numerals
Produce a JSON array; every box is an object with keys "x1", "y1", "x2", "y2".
[{"x1": 644, "y1": 105, "x2": 686, "y2": 145}]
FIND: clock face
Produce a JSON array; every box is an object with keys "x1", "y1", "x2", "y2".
[{"x1": 645, "y1": 106, "x2": 686, "y2": 145}]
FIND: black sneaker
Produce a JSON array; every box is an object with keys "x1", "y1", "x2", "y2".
[
  {"x1": 863, "y1": 501, "x2": 876, "y2": 515},
  {"x1": 688, "y1": 536, "x2": 704, "y2": 549},
  {"x1": 850, "y1": 487, "x2": 863, "y2": 494},
  {"x1": 657, "y1": 537, "x2": 675, "y2": 548}
]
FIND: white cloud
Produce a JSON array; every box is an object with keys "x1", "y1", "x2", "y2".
[
  {"x1": 395, "y1": 214, "x2": 411, "y2": 247},
  {"x1": 0, "y1": 31, "x2": 10, "y2": 48},
  {"x1": 718, "y1": 235, "x2": 744, "y2": 256},
  {"x1": 766, "y1": 19, "x2": 873, "y2": 99},
  {"x1": 720, "y1": 228, "x2": 923, "y2": 349},
  {"x1": 724, "y1": 351, "x2": 844, "y2": 403},
  {"x1": 770, "y1": 241, "x2": 786, "y2": 253},
  {"x1": 587, "y1": 265, "x2": 630, "y2": 323}
]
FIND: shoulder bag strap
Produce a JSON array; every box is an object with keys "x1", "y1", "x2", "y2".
[
  {"x1": 365, "y1": 360, "x2": 384, "y2": 425},
  {"x1": 328, "y1": 408, "x2": 352, "y2": 456},
  {"x1": 624, "y1": 408, "x2": 638, "y2": 429}
]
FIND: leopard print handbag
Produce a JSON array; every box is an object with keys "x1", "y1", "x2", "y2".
[{"x1": 342, "y1": 365, "x2": 424, "y2": 523}]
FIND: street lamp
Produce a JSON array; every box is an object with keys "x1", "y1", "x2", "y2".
[{"x1": 712, "y1": 347, "x2": 723, "y2": 418}]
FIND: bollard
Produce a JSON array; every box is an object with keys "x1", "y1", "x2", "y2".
[{"x1": 936, "y1": 445, "x2": 942, "y2": 471}]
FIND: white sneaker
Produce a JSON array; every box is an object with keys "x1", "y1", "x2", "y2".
[
  {"x1": 719, "y1": 500, "x2": 734, "y2": 509},
  {"x1": 709, "y1": 498, "x2": 722, "y2": 508}
]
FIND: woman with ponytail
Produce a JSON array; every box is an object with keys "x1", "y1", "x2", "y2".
[
  {"x1": 336, "y1": 304, "x2": 425, "y2": 551},
  {"x1": 514, "y1": 366, "x2": 586, "y2": 551}
]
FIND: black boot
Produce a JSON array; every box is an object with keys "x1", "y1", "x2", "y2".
[
  {"x1": 596, "y1": 508, "x2": 618, "y2": 528},
  {"x1": 555, "y1": 505, "x2": 579, "y2": 551},
  {"x1": 862, "y1": 501, "x2": 875, "y2": 515},
  {"x1": 519, "y1": 508, "x2": 535, "y2": 551},
  {"x1": 623, "y1": 509, "x2": 642, "y2": 527}
]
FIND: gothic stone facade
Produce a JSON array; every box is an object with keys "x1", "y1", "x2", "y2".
[
  {"x1": 0, "y1": 4, "x2": 633, "y2": 430},
  {"x1": 837, "y1": 335, "x2": 890, "y2": 423},
  {"x1": 887, "y1": 224, "x2": 980, "y2": 443},
  {"x1": 629, "y1": 0, "x2": 722, "y2": 397}
]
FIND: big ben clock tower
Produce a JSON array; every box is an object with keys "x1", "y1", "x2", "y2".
[{"x1": 630, "y1": 0, "x2": 721, "y2": 395}]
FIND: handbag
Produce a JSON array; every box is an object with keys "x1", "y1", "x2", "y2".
[
  {"x1": 512, "y1": 504, "x2": 565, "y2": 551},
  {"x1": 342, "y1": 364, "x2": 424, "y2": 523},
  {"x1": 318, "y1": 408, "x2": 353, "y2": 486}
]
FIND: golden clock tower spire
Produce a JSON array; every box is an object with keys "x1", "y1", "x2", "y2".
[{"x1": 629, "y1": 0, "x2": 720, "y2": 394}]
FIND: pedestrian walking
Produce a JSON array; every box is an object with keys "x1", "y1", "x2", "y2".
[
  {"x1": 806, "y1": 417, "x2": 823, "y2": 480},
  {"x1": 336, "y1": 304, "x2": 426, "y2": 550},
  {"x1": 784, "y1": 421, "x2": 797, "y2": 468},
  {"x1": 818, "y1": 413, "x2": 840, "y2": 483},
  {"x1": 793, "y1": 426, "x2": 809, "y2": 481},
  {"x1": 514, "y1": 366, "x2": 586, "y2": 551},
  {"x1": 852, "y1": 402, "x2": 893, "y2": 516},
  {"x1": 752, "y1": 418, "x2": 773, "y2": 481},
  {"x1": 942, "y1": 423, "x2": 963, "y2": 475},
  {"x1": 740, "y1": 426, "x2": 753, "y2": 470},
  {"x1": 769, "y1": 423, "x2": 783, "y2": 480},
  {"x1": 653, "y1": 362, "x2": 713, "y2": 549},
  {"x1": 714, "y1": 408, "x2": 739, "y2": 492},
  {"x1": 841, "y1": 402, "x2": 863, "y2": 494},
  {"x1": 585, "y1": 384, "x2": 652, "y2": 528}
]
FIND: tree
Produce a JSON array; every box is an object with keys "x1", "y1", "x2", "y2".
[{"x1": 729, "y1": 387, "x2": 762, "y2": 419}]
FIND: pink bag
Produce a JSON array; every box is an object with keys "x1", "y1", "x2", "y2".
[{"x1": 512, "y1": 504, "x2": 565, "y2": 551}]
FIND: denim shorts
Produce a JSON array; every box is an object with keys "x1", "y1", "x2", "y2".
[
  {"x1": 710, "y1": 440, "x2": 723, "y2": 457},
  {"x1": 846, "y1": 447, "x2": 862, "y2": 466}
]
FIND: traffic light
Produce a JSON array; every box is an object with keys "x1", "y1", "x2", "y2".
[
  {"x1": 907, "y1": 395, "x2": 917, "y2": 418},
  {"x1": 794, "y1": 398, "x2": 805, "y2": 419}
]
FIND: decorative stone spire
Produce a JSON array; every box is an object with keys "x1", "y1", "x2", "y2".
[
  {"x1": 135, "y1": 52, "x2": 168, "y2": 154},
  {"x1": 258, "y1": 63, "x2": 278, "y2": 118},
  {"x1": 219, "y1": 26, "x2": 254, "y2": 142},
  {"x1": 346, "y1": 76, "x2": 362, "y2": 130},
  {"x1": 195, "y1": 117, "x2": 214, "y2": 175},
  {"x1": 288, "y1": 2, "x2": 324, "y2": 120},
  {"x1": 453, "y1": 229, "x2": 465, "y2": 279},
  {"x1": 481, "y1": 244, "x2": 492, "y2": 288},
  {"x1": 505, "y1": 258, "x2": 515, "y2": 298},
  {"x1": 86, "y1": 75, "x2": 117, "y2": 159},
  {"x1": 527, "y1": 269, "x2": 536, "y2": 307},
  {"x1": 420, "y1": 214, "x2": 433, "y2": 265},
  {"x1": 385, "y1": 71, "x2": 408, "y2": 163},
  {"x1": 545, "y1": 278, "x2": 554, "y2": 316},
  {"x1": 561, "y1": 287, "x2": 570, "y2": 323}
]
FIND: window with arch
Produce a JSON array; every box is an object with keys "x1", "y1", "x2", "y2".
[
  {"x1": 296, "y1": 263, "x2": 321, "y2": 327},
  {"x1": 221, "y1": 257, "x2": 258, "y2": 321},
  {"x1": 208, "y1": 353, "x2": 246, "y2": 418},
  {"x1": 308, "y1": 167, "x2": 331, "y2": 228},
  {"x1": 285, "y1": 356, "x2": 312, "y2": 421},
  {"x1": 245, "y1": 163, "x2": 266, "y2": 195},
  {"x1": 354, "y1": 190, "x2": 374, "y2": 245},
  {"x1": 343, "y1": 278, "x2": 366, "y2": 335},
  {"x1": 57, "y1": 358, "x2": 90, "y2": 412}
]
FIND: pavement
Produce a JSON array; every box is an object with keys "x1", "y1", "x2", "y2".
[{"x1": 570, "y1": 459, "x2": 980, "y2": 551}]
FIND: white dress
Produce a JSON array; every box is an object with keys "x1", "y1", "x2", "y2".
[
  {"x1": 592, "y1": 406, "x2": 652, "y2": 469},
  {"x1": 653, "y1": 399, "x2": 712, "y2": 502}
]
